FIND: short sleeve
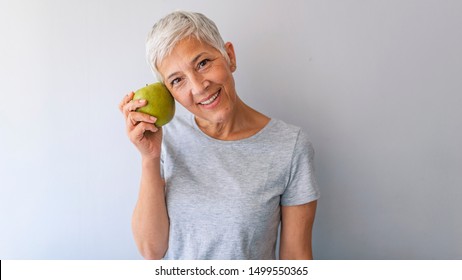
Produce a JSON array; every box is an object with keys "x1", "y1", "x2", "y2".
[{"x1": 281, "y1": 130, "x2": 320, "y2": 206}]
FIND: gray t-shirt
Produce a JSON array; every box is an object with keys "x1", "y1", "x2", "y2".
[{"x1": 160, "y1": 113, "x2": 320, "y2": 259}]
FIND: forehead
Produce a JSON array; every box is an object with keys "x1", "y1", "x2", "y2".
[{"x1": 157, "y1": 37, "x2": 219, "y2": 76}]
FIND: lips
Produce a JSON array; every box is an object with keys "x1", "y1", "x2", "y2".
[{"x1": 198, "y1": 89, "x2": 220, "y2": 106}]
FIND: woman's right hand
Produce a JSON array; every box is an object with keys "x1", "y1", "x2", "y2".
[{"x1": 119, "y1": 92, "x2": 163, "y2": 159}]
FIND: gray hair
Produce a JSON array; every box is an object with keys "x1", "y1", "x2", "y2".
[{"x1": 146, "y1": 11, "x2": 229, "y2": 82}]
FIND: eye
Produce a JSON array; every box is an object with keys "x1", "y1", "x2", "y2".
[
  {"x1": 170, "y1": 77, "x2": 181, "y2": 86},
  {"x1": 197, "y1": 59, "x2": 210, "y2": 69}
]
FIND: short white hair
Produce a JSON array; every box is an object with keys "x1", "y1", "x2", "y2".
[{"x1": 146, "y1": 11, "x2": 230, "y2": 82}]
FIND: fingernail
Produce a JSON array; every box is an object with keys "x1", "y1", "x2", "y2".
[
  {"x1": 139, "y1": 99, "x2": 146, "y2": 103},
  {"x1": 150, "y1": 116, "x2": 157, "y2": 122}
]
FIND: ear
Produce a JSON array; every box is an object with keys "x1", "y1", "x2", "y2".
[{"x1": 224, "y1": 42, "x2": 237, "y2": 72}]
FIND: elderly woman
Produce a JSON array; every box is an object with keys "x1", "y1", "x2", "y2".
[{"x1": 119, "y1": 11, "x2": 319, "y2": 260}]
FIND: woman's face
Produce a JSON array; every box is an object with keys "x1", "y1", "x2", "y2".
[{"x1": 157, "y1": 37, "x2": 237, "y2": 125}]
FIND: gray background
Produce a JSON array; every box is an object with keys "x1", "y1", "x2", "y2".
[{"x1": 1, "y1": 0, "x2": 461, "y2": 259}]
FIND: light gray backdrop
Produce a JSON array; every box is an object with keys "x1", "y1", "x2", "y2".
[{"x1": 1, "y1": 0, "x2": 461, "y2": 259}]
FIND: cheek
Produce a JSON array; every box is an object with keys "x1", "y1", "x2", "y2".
[
  {"x1": 221, "y1": 71, "x2": 236, "y2": 96},
  {"x1": 218, "y1": 67, "x2": 232, "y2": 82},
  {"x1": 172, "y1": 91, "x2": 195, "y2": 108}
]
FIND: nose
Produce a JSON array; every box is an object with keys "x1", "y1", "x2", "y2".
[{"x1": 190, "y1": 73, "x2": 210, "y2": 96}]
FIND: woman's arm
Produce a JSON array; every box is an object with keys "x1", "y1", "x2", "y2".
[
  {"x1": 131, "y1": 157, "x2": 169, "y2": 259},
  {"x1": 279, "y1": 200, "x2": 317, "y2": 260},
  {"x1": 119, "y1": 92, "x2": 170, "y2": 259}
]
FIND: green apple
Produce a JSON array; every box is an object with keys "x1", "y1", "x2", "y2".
[{"x1": 132, "y1": 82, "x2": 175, "y2": 127}]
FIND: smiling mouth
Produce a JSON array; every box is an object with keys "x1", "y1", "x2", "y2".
[{"x1": 198, "y1": 90, "x2": 220, "y2": 105}]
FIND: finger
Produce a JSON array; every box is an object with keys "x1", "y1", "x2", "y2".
[
  {"x1": 126, "y1": 112, "x2": 157, "y2": 132},
  {"x1": 130, "y1": 122, "x2": 159, "y2": 142},
  {"x1": 123, "y1": 99, "x2": 147, "y2": 119},
  {"x1": 128, "y1": 112, "x2": 157, "y2": 125},
  {"x1": 119, "y1": 92, "x2": 135, "y2": 113}
]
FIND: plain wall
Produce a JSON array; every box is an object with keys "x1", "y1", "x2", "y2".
[{"x1": 1, "y1": 0, "x2": 461, "y2": 259}]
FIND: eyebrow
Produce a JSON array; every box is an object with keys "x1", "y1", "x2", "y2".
[
  {"x1": 166, "y1": 52, "x2": 208, "y2": 82},
  {"x1": 191, "y1": 52, "x2": 207, "y2": 65}
]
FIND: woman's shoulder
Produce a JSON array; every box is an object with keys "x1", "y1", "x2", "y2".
[
  {"x1": 161, "y1": 111, "x2": 197, "y2": 145},
  {"x1": 264, "y1": 118, "x2": 304, "y2": 140},
  {"x1": 270, "y1": 118, "x2": 300, "y2": 132},
  {"x1": 163, "y1": 111, "x2": 194, "y2": 131},
  {"x1": 263, "y1": 118, "x2": 314, "y2": 152}
]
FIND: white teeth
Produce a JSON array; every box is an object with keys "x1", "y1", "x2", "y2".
[{"x1": 199, "y1": 92, "x2": 219, "y2": 105}]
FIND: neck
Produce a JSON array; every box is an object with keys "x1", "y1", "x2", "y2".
[{"x1": 195, "y1": 98, "x2": 269, "y2": 141}]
